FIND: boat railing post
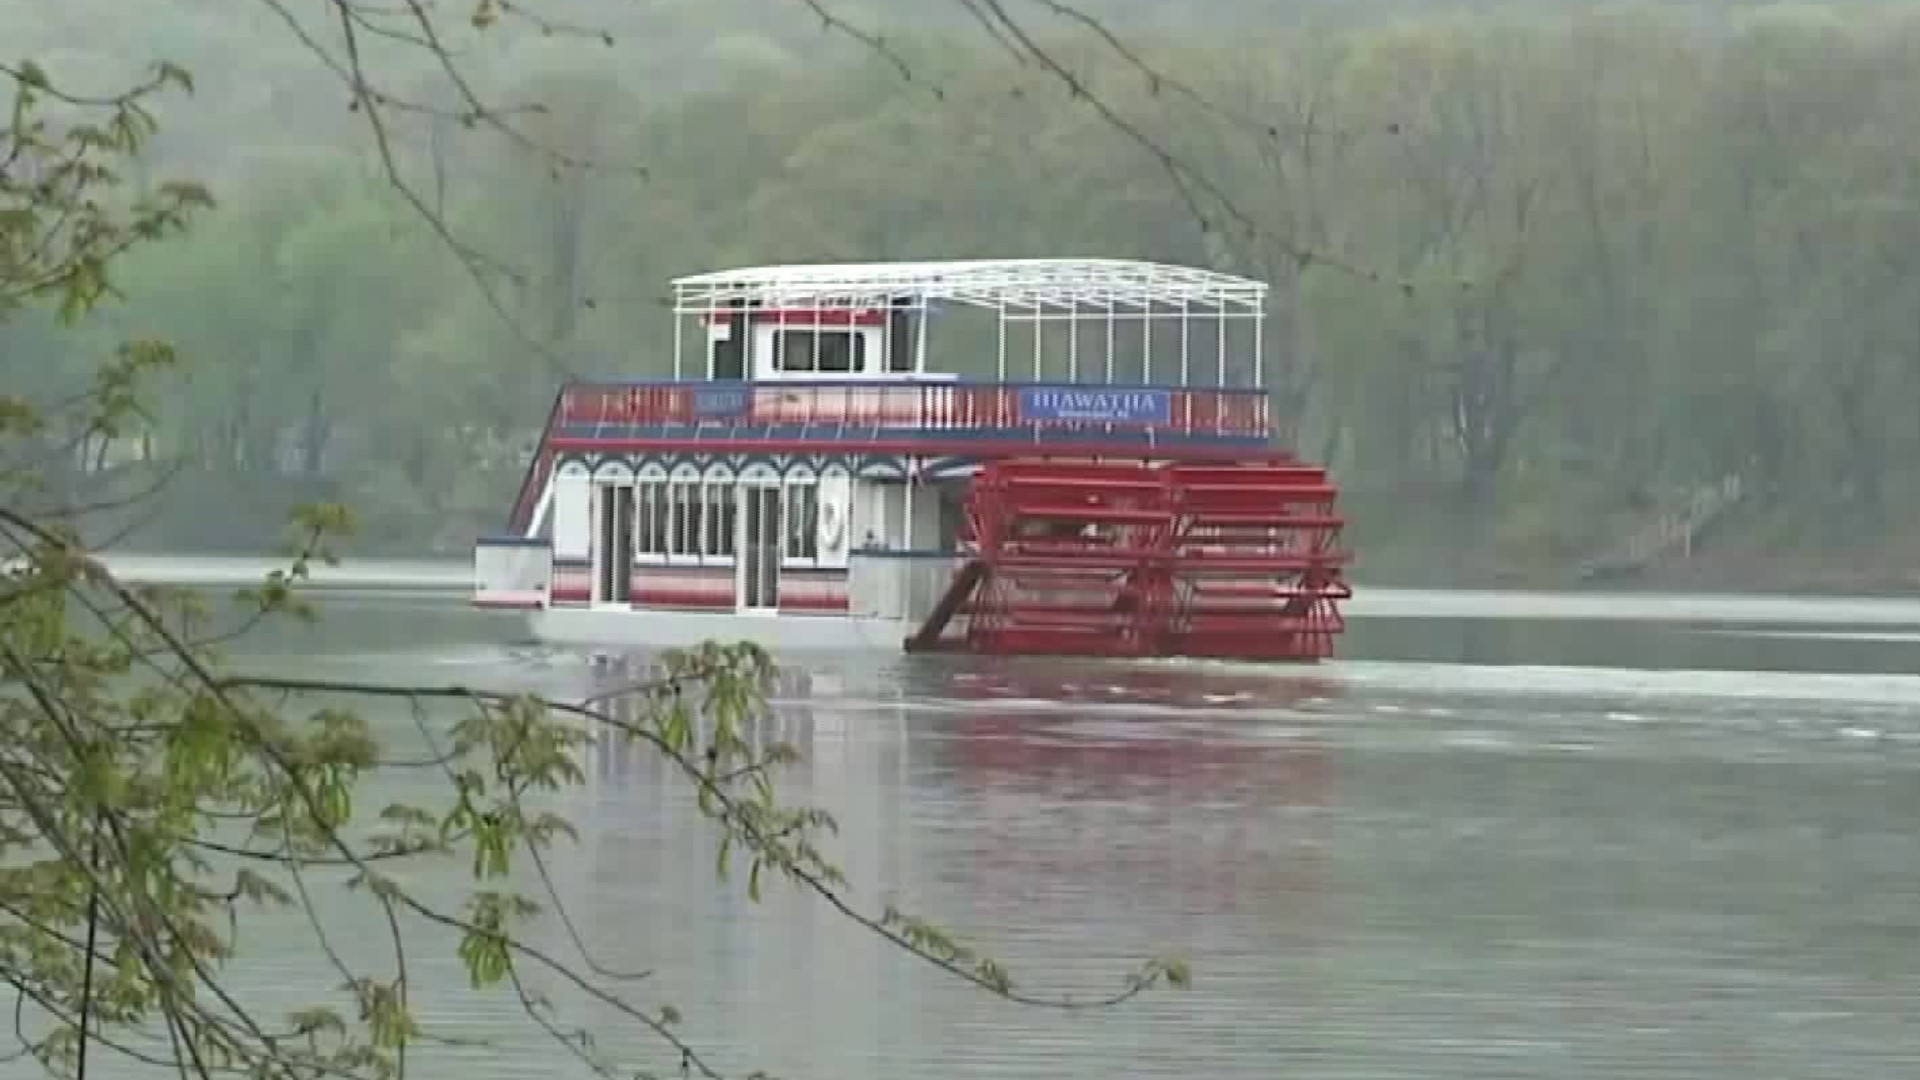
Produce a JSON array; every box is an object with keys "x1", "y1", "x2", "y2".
[
  {"x1": 1067, "y1": 292, "x2": 1079, "y2": 382},
  {"x1": 995, "y1": 297, "x2": 1007, "y2": 382},
  {"x1": 1142, "y1": 290, "x2": 1153, "y2": 384},
  {"x1": 1215, "y1": 280, "x2": 1228, "y2": 391},
  {"x1": 673, "y1": 287, "x2": 684, "y2": 380}
]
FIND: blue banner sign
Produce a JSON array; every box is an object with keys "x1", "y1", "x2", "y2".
[
  {"x1": 1017, "y1": 386, "x2": 1172, "y2": 424},
  {"x1": 690, "y1": 386, "x2": 750, "y2": 419}
]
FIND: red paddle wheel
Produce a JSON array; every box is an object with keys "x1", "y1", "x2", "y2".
[{"x1": 908, "y1": 454, "x2": 1351, "y2": 661}]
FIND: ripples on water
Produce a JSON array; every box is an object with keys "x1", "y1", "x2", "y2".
[{"x1": 185, "y1": 595, "x2": 1920, "y2": 1080}]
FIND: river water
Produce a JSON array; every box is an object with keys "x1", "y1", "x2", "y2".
[{"x1": 117, "y1": 569, "x2": 1920, "y2": 1078}]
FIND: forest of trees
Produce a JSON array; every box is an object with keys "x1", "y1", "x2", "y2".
[
  {"x1": 3, "y1": 8, "x2": 1215, "y2": 1077},
  {"x1": 9, "y1": 1, "x2": 1920, "y2": 587}
]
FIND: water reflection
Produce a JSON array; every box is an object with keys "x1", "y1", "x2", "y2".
[
  {"x1": 200, "y1": 590, "x2": 1920, "y2": 1079},
  {"x1": 553, "y1": 662, "x2": 930, "y2": 1079},
  {"x1": 539, "y1": 658, "x2": 1341, "y2": 1079},
  {"x1": 531, "y1": 645, "x2": 1920, "y2": 1078},
  {"x1": 582, "y1": 661, "x2": 827, "y2": 784}
]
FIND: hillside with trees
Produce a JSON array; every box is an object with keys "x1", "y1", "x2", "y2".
[
  {"x1": 8, "y1": 1, "x2": 1920, "y2": 588},
  {"x1": 3, "y1": 8, "x2": 1224, "y2": 1080}
]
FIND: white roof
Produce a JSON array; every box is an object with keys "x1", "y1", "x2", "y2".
[{"x1": 670, "y1": 258, "x2": 1266, "y2": 312}]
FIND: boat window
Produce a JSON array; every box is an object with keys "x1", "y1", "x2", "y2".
[
  {"x1": 936, "y1": 484, "x2": 966, "y2": 551},
  {"x1": 702, "y1": 482, "x2": 735, "y2": 558},
  {"x1": 668, "y1": 480, "x2": 703, "y2": 558},
  {"x1": 773, "y1": 329, "x2": 865, "y2": 374},
  {"x1": 784, "y1": 483, "x2": 818, "y2": 561},
  {"x1": 886, "y1": 308, "x2": 915, "y2": 372},
  {"x1": 633, "y1": 478, "x2": 736, "y2": 562},
  {"x1": 635, "y1": 481, "x2": 668, "y2": 555}
]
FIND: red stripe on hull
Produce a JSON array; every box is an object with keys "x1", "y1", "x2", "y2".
[
  {"x1": 632, "y1": 589, "x2": 735, "y2": 606},
  {"x1": 541, "y1": 567, "x2": 851, "y2": 615},
  {"x1": 777, "y1": 595, "x2": 851, "y2": 612}
]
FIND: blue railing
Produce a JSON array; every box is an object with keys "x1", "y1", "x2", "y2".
[{"x1": 550, "y1": 379, "x2": 1271, "y2": 439}]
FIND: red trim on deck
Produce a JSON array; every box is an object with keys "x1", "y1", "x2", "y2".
[
  {"x1": 549, "y1": 435, "x2": 1265, "y2": 459},
  {"x1": 555, "y1": 382, "x2": 1271, "y2": 437}
]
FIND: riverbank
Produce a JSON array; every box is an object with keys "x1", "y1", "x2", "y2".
[
  {"x1": 1611, "y1": 552, "x2": 1920, "y2": 597},
  {"x1": 1342, "y1": 487, "x2": 1920, "y2": 597},
  {"x1": 90, "y1": 550, "x2": 1920, "y2": 617},
  {"x1": 1354, "y1": 543, "x2": 1920, "y2": 598},
  {"x1": 58, "y1": 466, "x2": 1920, "y2": 598}
]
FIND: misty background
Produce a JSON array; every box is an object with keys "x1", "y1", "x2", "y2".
[{"x1": 5, "y1": 0, "x2": 1917, "y2": 591}]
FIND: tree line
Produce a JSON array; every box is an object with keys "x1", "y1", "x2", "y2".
[
  {"x1": 1, "y1": 6, "x2": 1209, "y2": 1079},
  {"x1": 8, "y1": 3, "x2": 1920, "y2": 584}
]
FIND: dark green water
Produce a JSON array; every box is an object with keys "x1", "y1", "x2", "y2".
[{"x1": 124, "y1": 580, "x2": 1920, "y2": 1078}]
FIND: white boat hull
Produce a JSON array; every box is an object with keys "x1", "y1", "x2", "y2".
[{"x1": 525, "y1": 605, "x2": 915, "y2": 653}]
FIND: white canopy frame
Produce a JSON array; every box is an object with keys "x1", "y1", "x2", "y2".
[{"x1": 669, "y1": 258, "x2": 1268, "y2": 388}]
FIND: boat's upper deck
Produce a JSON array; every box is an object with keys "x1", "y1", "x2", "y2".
[
  {"x1": 545, "y1": 378, "x2": 1271, "y2": 454},
  {"x1": 550, "y1": 257, "x2": 1277, "y2": 454}
]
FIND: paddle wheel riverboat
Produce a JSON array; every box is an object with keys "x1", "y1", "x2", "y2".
[{"x1": 471, "y1": 258, "x2": 1352, "y2": 659}]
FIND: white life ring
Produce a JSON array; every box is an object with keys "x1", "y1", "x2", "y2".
[{"x1": 817, "y1": 499, "x2": 846, "y2": 550}]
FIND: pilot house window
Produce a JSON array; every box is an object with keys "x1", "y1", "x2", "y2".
[{"x1": 774, "y1": 329, "x2": 865, "y2": 374}]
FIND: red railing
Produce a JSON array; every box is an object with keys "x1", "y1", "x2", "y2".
[
  {"x1": 504, "y1": 389, "x2": 566, "y2": 533},
  {"x1": 552, "y1": 380, "x2": 1271, "y2": 438}
]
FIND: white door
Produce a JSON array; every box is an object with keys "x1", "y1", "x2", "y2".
[
  {"x1": 591, "y1": 483, "x2": 635, "y2": 605},
  {"x1": 736, "y1": 484, "x2": 782, "y2": 612}
]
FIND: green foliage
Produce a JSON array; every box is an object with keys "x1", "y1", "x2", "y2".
[
  {"x1": 1, "y1": 42, "x2": 1191, "y2": 1080},
  {"x1": 0, "y1": 59, "x2": 207, "y2": 315},
  {"x1": 0, "y1": 552, "x2": 1187, "y2": 1078}
]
